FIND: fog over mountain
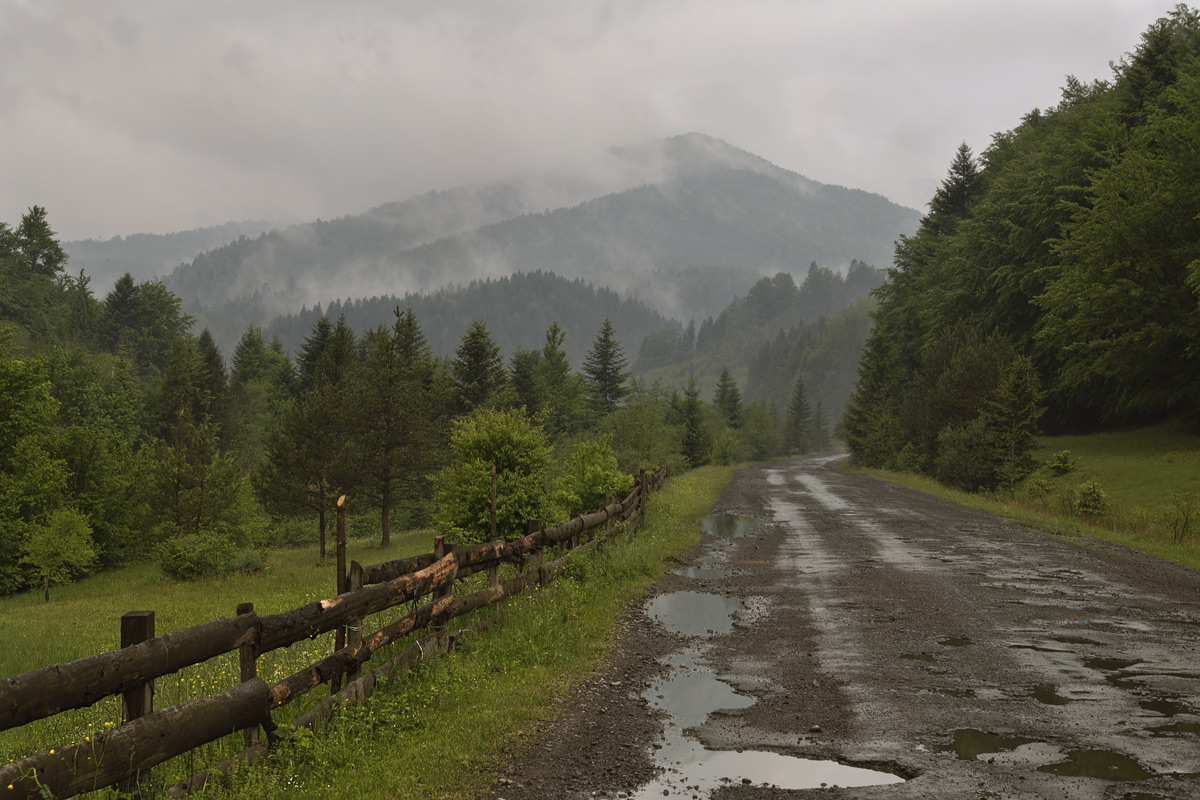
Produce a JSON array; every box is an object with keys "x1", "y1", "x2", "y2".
[{"x1": 140, "y1": 134, "x2": 919, "y2": 326}]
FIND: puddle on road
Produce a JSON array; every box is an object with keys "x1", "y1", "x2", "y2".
[
  {"x1": 901, "y1": 653, "x2": 937, "y2": 663},
  {"x1": 634, "y1": 653, "x2": 905, "y2": 798},
  {"x1": 936, "y1": 729, "x2": 1038, "y2": 761},
  {"x1": 1008, "y1": 644, "x2": 1072, "y2": 653},
  {"x1": 1037, "y1": 749, "x2": 1154, "y2": 781},
  {"x1": 1031, "y1": 684, "x2": 1074, "y2": 705},
  {"x1": 697, "y1": 514, "x2": 762, "y2": 538},
  {"x1": 1140, "y1": 697, "x2": 1195, "y2": 717},
  {"x1": 673, "y1": 567, "x2": 733, "y2": 580},
  {"x1": 934, "y1": 688, "x2": 975, "y2": 698},
  {"x1": 1051, "y1": 636, "x2": 1102, "y2": 645},
  {"x1": 1148, "y1": 721, "x2": 1200, "y2": 737},
  {"x1": 1084, "y1": 657, "x2": 1143, "y2": 672},
  {"x1": 647, "y1": 591, "x2": 743, "y2": 637}
]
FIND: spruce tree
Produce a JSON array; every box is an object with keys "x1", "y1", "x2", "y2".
[
  {"x1": 680, "y1": 376, "x2": 711, "y2": 468},
  {"x1": 452, "y1": 319, "x2": 506, "y2": 414},
  {"x1": 784, "y1": 373, "x2": 811, "y2": 454},
  {"x1": 583, "y1": 317, "x2": 629, "y2": 416},
  {"x1": 713, "y1": 368, "x2": 742, "y2": 428}
]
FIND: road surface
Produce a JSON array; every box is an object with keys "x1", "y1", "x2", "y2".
[{"x1": 489, "y1": 456, "x2": 1200, "y2": 799}]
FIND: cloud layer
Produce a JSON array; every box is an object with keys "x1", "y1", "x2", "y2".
[{"x1": 0, "y1": 0, "x2": 1171, "y2": 240}]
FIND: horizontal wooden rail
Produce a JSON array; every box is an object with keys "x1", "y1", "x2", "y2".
[
  {"x1": 0, "y1": 613, "x2": 258, "y2": 733},
  {"x1": 0, "y1": 678, "x2": 269, "y2": 800}
]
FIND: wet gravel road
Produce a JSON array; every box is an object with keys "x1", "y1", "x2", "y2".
[{"x1": 487, "y1": 456, "x2": 1200, "y2": 799}]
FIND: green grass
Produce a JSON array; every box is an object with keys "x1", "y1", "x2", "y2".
[
  {"x1": 0, "y1": 466, "x2": 734, "y2": 798},
  {"x1": 853, "y1": 422, "x2": 1200, "y2": 574}
]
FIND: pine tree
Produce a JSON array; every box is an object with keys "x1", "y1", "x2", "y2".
[
  {"x1": 452, "y1": 320, "x2": 506, "y2": 414},
  {"x1": 583, "y1": 317, "x2": 629, "y2": 416},
  {"x1": 679, "y1": 376, "x2": 711, "y2": 468},
  {"x1": 783, "y1": 373, "x2": 811, "y2": 454},
  {"x1": 713, "y1": 368, "x2": 742, "y2": 428},
  {"x1": 347, "y1": 307, "x2": 443, "y2": 545}
]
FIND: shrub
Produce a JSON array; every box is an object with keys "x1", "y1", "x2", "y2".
[
  {"x1": 709, "y1": 429, "x2": 739, "y2": 466},
  {"x1": 1045, "y1": 450, "x2": 1077, "y2": 476},
  {"x1": 1075, "y1": 479, "x2": 1109, "y2": 516},
  {"x1": 933, "y1": 418, "x2": 996, "y2": 492},
  {"x1": 156, "y1": 532, "x2": 237, "y2": 581},
  {"x1": 553, "y1": 436, "x2": 634, "y2": 516}
]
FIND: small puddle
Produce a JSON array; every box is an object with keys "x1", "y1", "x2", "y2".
[
  {"x1": 936, "y1": 729, "x2": 1038, "y2": 760},
  {"x1": 697, "y1": 514, "x2": 762, "y2": 538},
  {"x1": 1140, "y1": 697, "x2": 1194, "y2": 717},
  {"x1": 1051, "y1": 636, "x2": 1101, "y2": 645},
  {"x1": 1084, "y1": 657, "x2": 1143, "y2": 672},
  {"x1": 1148, "y1": 721, "x2": 1200, "y2": 737},
  {"x1": 1037, "y1": 749, "x2": 1154, "y2": 781},
  {"x1": 673, "y1": 566, "x2": 733, "y2": 580},
  {"x1": 901, "y1": 653, "x2": 936, "y2": 662},
  {"x1": 1031, "y1": 684, "x2": 1073, "y2": 705},
  {"x1": 647, "y1": 591, "x2": 743, "y2": 637},
  {"x1": 635, "y1": 654, "x2": 905, "y2": 797},
  {"x1": 1008, "y1": 644, "x2": 1072, "y2": 653},
  {"x1": 934, "y1": 688, "x2": 974, "y2": 698},
  {"x1": 938, "y1": 636, "x2": 972, "y2": 647}
]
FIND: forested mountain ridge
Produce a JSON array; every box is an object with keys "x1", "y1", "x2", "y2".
[
  {"x1": 161, "y1": 134, "x2": 919, "y2": 325},
  {"x1": 845, "y1": 6, "x2": 1200, "y2": 492}
]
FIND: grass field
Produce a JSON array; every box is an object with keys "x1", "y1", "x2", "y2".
[
  {"x1": 0, "y1": 465, "x2": 733, "y2": 798},
  {"x1": 856, "y1": 421, "x2": 1200, "y2": 573}
]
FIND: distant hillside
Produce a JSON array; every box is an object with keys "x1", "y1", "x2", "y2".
[
  {"x1": 61, "y1": 220, "x2": 277, "y2": 292},
  {"x1": 193, "y1": 271, "x2": 677, "y2": 368},
  {"x1": 163, "y1": 134, "x2": 920, "y2": 323}
]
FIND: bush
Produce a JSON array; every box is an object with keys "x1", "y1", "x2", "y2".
[
  {"x1": 156, "y1": 532, "x2": 238, "y2": 581},
  {"x1": 1046, "y1": 450, "x2": 1078, "y2": 476},
  {"x1": 1075, "y1": 479, "x2": 1109, "y2": 516},
  {"x1": 554, "y1": 436, "x2": 635, "y2": 515},
  {"x1": 933, "y1": 418, "x2": 997, "y2": 492},
  {"x1": 709, "y1": 429, "x2": 739, "y2": 466}
]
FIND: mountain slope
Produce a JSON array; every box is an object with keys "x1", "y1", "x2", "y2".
[{"x1": 164, "y1": 134, "x2": 920, "y2": 321}]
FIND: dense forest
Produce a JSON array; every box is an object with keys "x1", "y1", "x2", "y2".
[
  {"x1": 0, "y1": 203, "x2": 875, "y2": 599},
  {"x1": 845, "y1": 6, "x2": 1200, "y2": 491}
]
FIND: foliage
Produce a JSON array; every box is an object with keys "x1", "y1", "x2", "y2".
[
  {"x1": 21, "y1": 507, "x2": 96, "y2": 601},
  {"x1": 553, "y1": 436, "x2": 634, "y2": 515},
  {"x1": 709, "y1": 429, "x2": 739, "y2": 466},
  {"x1": 432, "y1": 408, "x2": 554, "y2": 543},
  {"x1": 1075, "y1": 479, "x2": 1110, "y2": 516},
  {"x1": 156, "y1": 531, "x2": 239, "y2": 581},
  {"x1": 712, "y1": 368, "x2": 742, "y2": 428},
  {"x1": 1045, "y1": 450, "x2": 1078, "y2": 476},
  {"x1": 452, "y1": 320, "x2": 506, "y2": 414},
  {"x1": 678, "y1": 377, "x2": 712, "y2": 468}
]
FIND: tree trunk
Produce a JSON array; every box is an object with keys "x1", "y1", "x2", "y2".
[
  {"x1": 318, "y1": 508, "x2": 326, "y2": 560},
  {"x1": 381, "y1": 487, "x2": 391, "y2": 548}
]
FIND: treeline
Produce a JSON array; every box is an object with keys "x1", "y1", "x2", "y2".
[
  {"x1": 0, "y1": 208, "x2": 841, "y2": 599},
  {"x1": 845, "y1": 6, "x2": 1200, "y2": 490},
  {"x1": 635, "y1": 260, "x2": 884, "y2": 422}
]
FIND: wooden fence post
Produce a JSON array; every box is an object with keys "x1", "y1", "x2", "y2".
[
  {"x1": 347, "y1": 561, "x2": 364, "y2": 683},
  {"x1": 527, "y1": 519, "x2": 544, "y2": 583},
  {"x1": 333, "y1": 495, "x2": 348, "y2": 693},
  {"x1": 487, "y1": 551, "x2": 500, "y2": 618},
  {"x1": 639, "y1": 468, "x2": 648, "y2": 529},
  {"x1": 236, "y1": 602, "x2": 259, "y2": 749},
  {"x1": 490, "y1": 463, "x2": 498, "y2": 540},
  {"x1": 119, "y1": 610, "x2": 154, "y2": 796},
  {"x1": 433, "y1": 536, "x2": 450, "y2": 653}
]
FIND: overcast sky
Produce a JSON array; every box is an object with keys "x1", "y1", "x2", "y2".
[{"x1": 0, "y1": 0, "x2": 1176, "y2": 241}]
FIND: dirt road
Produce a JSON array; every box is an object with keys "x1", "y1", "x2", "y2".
[{"x1": 488, "y1": 456, "x2": 1200, "y2": 799}]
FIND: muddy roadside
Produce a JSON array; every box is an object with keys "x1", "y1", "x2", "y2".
[{"x1": 486, "y1": 456, "x2": 1200, "y2": 799}]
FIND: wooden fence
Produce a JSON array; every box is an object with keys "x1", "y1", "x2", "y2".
[{"x1": 0, "y1": 467, "x2": 667, "y2": 799}]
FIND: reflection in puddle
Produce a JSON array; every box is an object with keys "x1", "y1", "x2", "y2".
[
  {"x1": 1031, "y1": 684, "x2": 1074, "y2": 705},
  {"x1": 647, "y1": 591, "x2": 743, "y2": 637},
  {"x1": 1037, "y1": 749, "x2": 1154, "y2": 781},
  {"x1": 635, "y1": 653, "x2": 904, "y2": 797},
  {"x1": 673, "y1": 567, "x2": 733, "y2": 580},
  {"x1": 698, "y1": 514, "x2": 762, "y2": 538},
  {"x1": 1084, "y1": 657, "x2": 1143, "y2": 672},
  {"x1": 936, "y1": 729, "x2": 1038, "y2": 760},
  {"x1": 901, "y1": 653, "x2": 936, "y2": 662}
]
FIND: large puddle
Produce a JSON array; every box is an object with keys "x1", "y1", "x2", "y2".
[
  {"x1": 647, "y1": 591, "x2": 743, "y2": 637},
  {"x1": 936, "y1": 729, "x2": 1038, "y2": 760},
  {"x1": 634, "y1": 652, "x2": 904, "y2": 797},
  {"x1": 1037, "y1": 749, "x2": 1155, "y2": 781}
]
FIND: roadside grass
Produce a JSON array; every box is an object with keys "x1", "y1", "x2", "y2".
[
  {"x1": 853, "y1": 422, "x2": 1200, "y2": 573},
  {"x1": 212, "y1": 465, "x2": 730, "y2": 800},
  {"x1": 0, "y1": 466, "x2": 733, "y2": 798}
]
